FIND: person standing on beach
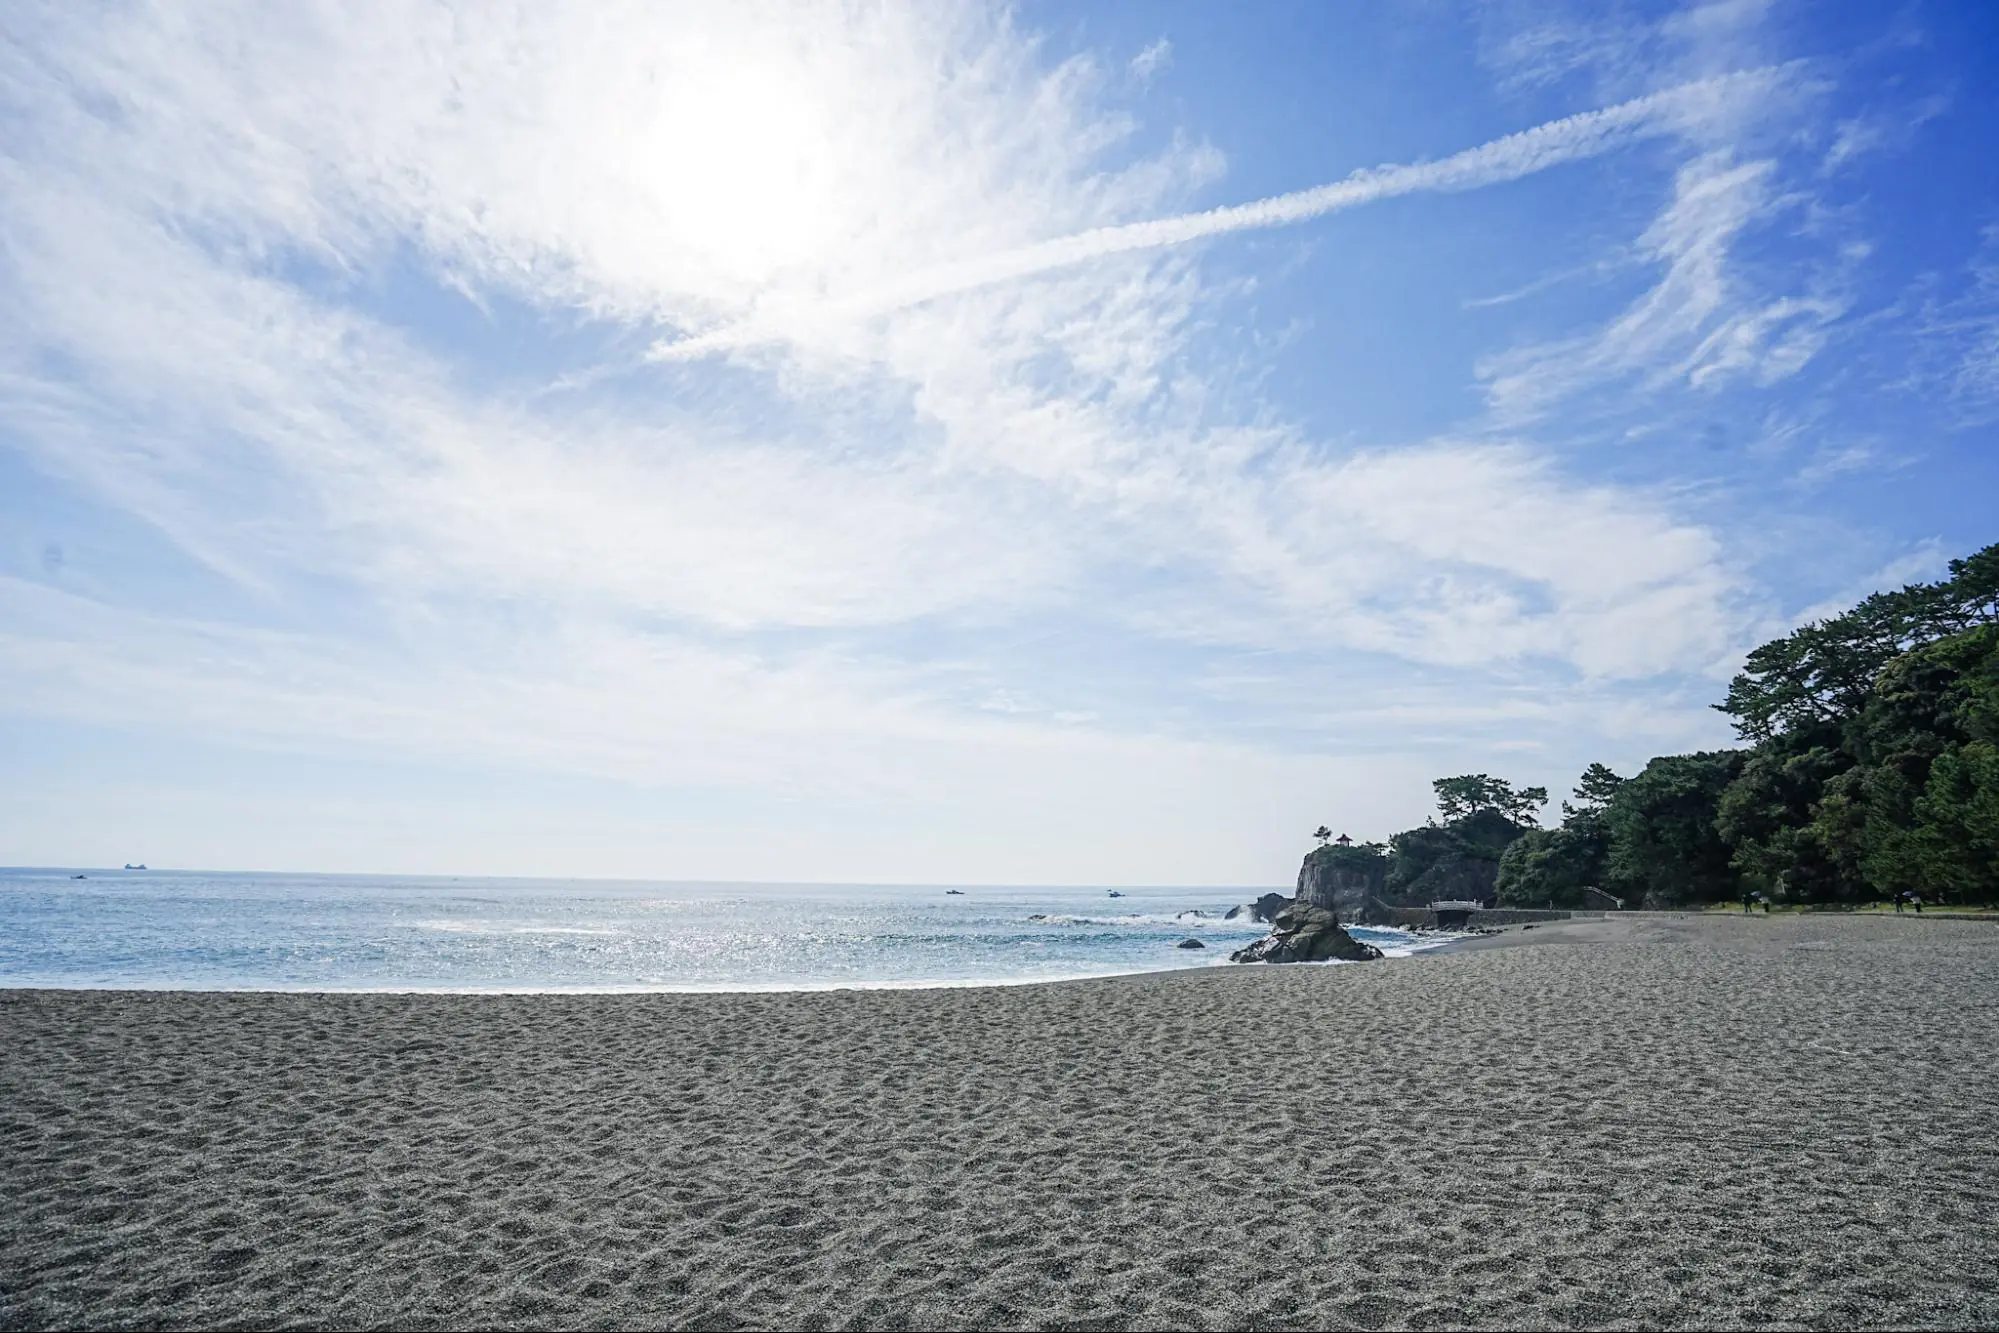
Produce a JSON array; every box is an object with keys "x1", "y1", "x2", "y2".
[{"x1": 1743, "y1": 888, "x2": 1756, "y2": 914}]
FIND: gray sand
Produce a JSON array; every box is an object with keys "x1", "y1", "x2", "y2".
[{"x1": 3, "y1": 914, "x2": 1995, "y2": 1330}]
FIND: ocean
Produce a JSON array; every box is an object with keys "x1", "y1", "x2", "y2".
[{"x1": 0, "y1": 867, "x2": 1446, "y2": 992}]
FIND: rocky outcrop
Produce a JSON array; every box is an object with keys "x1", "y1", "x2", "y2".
[
  {"x1": 1224, "y1": 892, "x2": 1292, "y2": 923},
  {"x1": 1229, "y1": 902, "x2": 1384, "y2": 965},
  {"x1": 1296, "y1": 846, "x2": 1387, "y2": 921},
  {"x1": 1176, "y1": 937, "x2": 1206, "y2": 950}
]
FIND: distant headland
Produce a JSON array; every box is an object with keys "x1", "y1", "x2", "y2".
[{"x1": 1243, "y1": 539, "x2": 1998, "y2": 939}]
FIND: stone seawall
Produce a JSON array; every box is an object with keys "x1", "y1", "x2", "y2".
[{"x1": 1381, "y1": 906, "x2": 1611, "y2": 929}]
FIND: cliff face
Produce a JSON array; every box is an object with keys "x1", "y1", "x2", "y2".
[
  {"x1": 1295, "y1": 845, "x2": 1386, "y2": 920},
  {"x1": 1291, "y1": 837, "x2": 1505, "y2": 920}
]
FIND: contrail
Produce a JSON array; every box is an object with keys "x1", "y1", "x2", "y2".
[{"x1": 651, "y1": 67, "x2": 1782, "y2": 361}]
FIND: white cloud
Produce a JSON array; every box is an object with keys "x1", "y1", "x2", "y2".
[
  {"x1": 651, "y1": 68, "x2": 1787, "y2": 362},
  {"x1": 1164, "y1": 442, "x2": 1745, "y2": 678},
  {"x1": 0, "y1": 574, "x2": 1461, "y2": 881},
  {"x1": 1130, "y1": 38, "x2": 1173, "y2": 83},
  {"x1": 2, "y1": 2, "x2": 1753, "y2": 671},
  {"x1": 0, "y1": 0, "x2": 1816, "y2": 875},
  {"x1": 1468, "y1": 0, "x2": 1882, "y2": 434},
  {"x1": 1933, "y1": 225, "x2": 1999, "y2": 421},
  {"x1": 1787, "y1": 543, "x2": 1947, "y2": 628},
  {"x1": 1479, "y1": 150, "x2": 1846, "y2": 418},
  {"x1": 1482, "y1": 0, "x2": 1781, "y2": 108}
]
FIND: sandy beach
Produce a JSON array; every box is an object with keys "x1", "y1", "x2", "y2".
[{"x1": 3, "y1": 913, "x2": 1995, "y2": 1330}]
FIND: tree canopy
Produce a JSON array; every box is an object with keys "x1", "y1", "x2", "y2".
[
  {"x1": 1717, "y1": 544, "x2": 1999, "y2": 742},
  {"x1": 1431, "y1": 774, "x2": 1548, "y2": 825},
  {"x1": 1359, "y1": 541, "x2": 1999, "y2": 911}
]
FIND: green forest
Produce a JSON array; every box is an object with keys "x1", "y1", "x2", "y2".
[{"x1": 1329, "y1": 541, "x2": 1999, "y2": 910}]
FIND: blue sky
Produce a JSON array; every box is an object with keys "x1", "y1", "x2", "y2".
[{"x1": 3, "y1": 0, "x2": 1996, "y2": 883}]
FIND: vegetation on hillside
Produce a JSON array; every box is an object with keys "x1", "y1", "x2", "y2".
[
  {"x1": 1382, "y1": 776, "x2": 1544, "y2": 904},
  {"x1": 1349, "y1": 542, "x2": 1999, "y2": 909}
]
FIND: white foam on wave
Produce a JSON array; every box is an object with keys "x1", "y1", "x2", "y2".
[
  {"x1": 1027, "y1": 911, "x2": 1263, "y2": 929},
  {"x1": 415, "y1": 920, "x2": 623, "y2": 937},
  {"x1": 5, "y1": 933, "x2": 1476, "y2": 994},
  {"x1": 1357, "y1": 926, "x2": 1469, "y2": 957},
  {"x1": 61, "y1": 959, "x2": 1244, "y2": 996}
]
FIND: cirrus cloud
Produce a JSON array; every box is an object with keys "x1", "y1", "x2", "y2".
[{"x1": 0, "y1": 0, "x2": 1868, "y2": 878}]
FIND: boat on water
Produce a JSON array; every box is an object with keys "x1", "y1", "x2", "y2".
[
  {"x1": 124, "y1": 863, "x2": 147, "y2": 870},
  {"x1": 1106, "y1": 890, "x2": 1124, "y2": 898},
  {"x1": 944, "y1": 889, "x2": 964, "y2": 895}
]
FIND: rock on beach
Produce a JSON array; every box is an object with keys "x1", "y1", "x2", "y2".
[
  {"x1": 1223, "y1": 892, "x2": 1291, "y2": 923},
  {"x1": 1229, "y1": 902, "x2": 1383, "y2": 964}
]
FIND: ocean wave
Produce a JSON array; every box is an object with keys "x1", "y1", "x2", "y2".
[
  {"x1": 1358, "y1": 926, "x2": 1469, "y2": 957},
  {"x1": 1024, "y1": 911, "x2": 1262, "y2": 929},
  {"x1": 69, "y1": 961, "x2": 1241, "y2": 995},
  {"x1": 415, "y1": 921, "x2": 623, "y2": 937}
]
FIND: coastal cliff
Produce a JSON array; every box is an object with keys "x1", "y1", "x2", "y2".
[
  {"x1": 1295, "y1": 842, "x2": 1387, "y2": 921},
  {"x1": 1231, "y1": 843, "x2": 1390, "y2": 964}
]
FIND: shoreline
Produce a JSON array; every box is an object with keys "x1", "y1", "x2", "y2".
[
  {"x1": 0, "y1": 873, "x2": 1333, "y2": 997},
  {"x1": 6, "y1": 913, "x2": 1994, "y2": 1330},
  {"x1": 0, "y1": 957, "x2": 1417, "y2": 999},
  {"x1": 0, "y1": 926, "x2": 1463, "y2": 997},
  {"x1": 0, "y1": 966, "x2": 1247, "y2": 998},
  {"x1": 10, "y1": 905, "x2": 1986, "y2": 991}
]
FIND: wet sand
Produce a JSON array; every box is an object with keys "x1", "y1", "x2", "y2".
[{"x1": 3, "y1": 913, "x2": 1995, "y2": 1330}]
